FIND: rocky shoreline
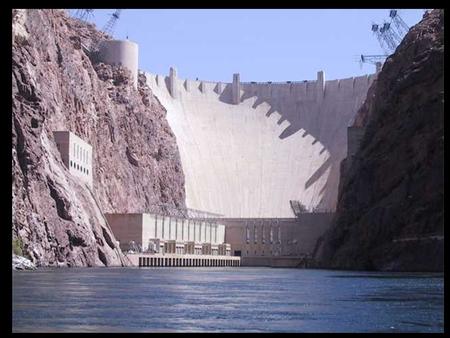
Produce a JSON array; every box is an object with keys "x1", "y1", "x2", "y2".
[{"x1": 13, "y1": 254, "x2": 37, "y2": 270}]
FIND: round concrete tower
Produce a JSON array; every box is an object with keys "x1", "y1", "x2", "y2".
[{"x1": 98, "y1": 40, "x2": 139, "y2": 89}]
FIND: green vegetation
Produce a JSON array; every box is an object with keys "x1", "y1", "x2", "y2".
[{"x1": 12, "y1": 237, "x2": 23, "y2": 256}]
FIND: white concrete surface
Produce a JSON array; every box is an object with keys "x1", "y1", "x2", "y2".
[
  {"x1": 222, "y1": 214, "x2": 334, "y2": 257},
  {"x1": 53, "y1": 131, "x2": 93, "y2": 188},
  {"x1": 99, "y1": 40, "x2": 139, "y2": 89},
  {"x1": 144, "y1": 69, "x2": 375, "y2": 217},
  {"x1": 106, "y1": 213, "x2": 227, "y2": 251}
]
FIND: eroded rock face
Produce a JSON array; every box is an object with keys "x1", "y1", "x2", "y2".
[
  {"x1": 315, "y1": 9, "x2": 444, "y2": 271},
  {"x1": 12, "y1": 9, "x2": 186, "y2": 267}
]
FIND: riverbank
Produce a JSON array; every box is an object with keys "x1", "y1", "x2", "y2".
[{"x1": 12, "y1": 254, "x2": 36, "y2": 270}]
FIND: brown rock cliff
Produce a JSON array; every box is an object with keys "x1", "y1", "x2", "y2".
[
  {"x1": 315, "y1": 9, "x2": 444, "y2": 271},
  {"x1": 12, "y1": 9, "x2": 186, "y2": 267}
]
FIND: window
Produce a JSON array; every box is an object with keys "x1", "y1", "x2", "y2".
[
  {"x1": 245, "y1": 225, "x2": 250, "y2": 244},
  {"x1": 70, "y1": 160, "x2": 72, "y2": 167},
  {"x1": 254, "y1": 224, "x2": 257, "y2": 244}
]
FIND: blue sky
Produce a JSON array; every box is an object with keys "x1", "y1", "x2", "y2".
[{"x1": 75, "y1": 9, "x2": 425, "y2": 82}]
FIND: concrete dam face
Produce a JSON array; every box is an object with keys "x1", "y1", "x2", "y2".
[{"x1": 144, "y1": 69, "x2": 375, "y2": 218}]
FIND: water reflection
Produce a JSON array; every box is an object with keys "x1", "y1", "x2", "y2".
[{"x1": 13, "y1": 268, "x2": 443, "y2": 333}]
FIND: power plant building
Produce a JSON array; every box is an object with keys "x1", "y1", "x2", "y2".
[{"x1": 105, "y1": 213, "x2": 227, "y2": 254}]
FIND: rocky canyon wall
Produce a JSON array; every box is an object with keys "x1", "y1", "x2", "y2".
[
  {"x1": 12, "y1": 9, "x2": 186, "y2": 267},
  {"x1": 314, "y1": 9, "x2": 444, "y2": 271}
]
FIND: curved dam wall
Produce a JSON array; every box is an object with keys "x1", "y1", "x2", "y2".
[{"x1": 144, "y1": 69, "x2": 376, "y2": 218}]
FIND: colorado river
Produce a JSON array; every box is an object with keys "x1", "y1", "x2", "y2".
[{"x1": 12, "y1": 267, "x2": 443, "y2": 332}]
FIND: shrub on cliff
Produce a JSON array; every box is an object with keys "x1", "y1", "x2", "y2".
[{"x1": 12, "y1": 237, "x2": 23, "y2": 256}]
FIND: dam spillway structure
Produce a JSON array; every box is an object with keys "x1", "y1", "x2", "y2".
[{"x1": 143, "y1": 68, "x2": 376, "y2": 219}]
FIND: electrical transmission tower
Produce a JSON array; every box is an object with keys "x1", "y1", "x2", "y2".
[
  {"x1": 371, "y1": 23, "x2": 391, "y2": 54},
  {"x1": 73, "y1": 9, "x2": 94, "y2": 22},
  {"x1": 371, "y1": 10, "x2": 410, "y2": 55},
  {"x1": 89, "y1": 9, "x2": 123, "y2": 55},
  {"x1": 389, "y1": 9, "x2": 409, "y2": 36},
  {"x1": 102, "y1": 9, "x2": 122, "y2": 37},
  {"x1": 380, "y1": 22, "x2": 399, "y2": 51},
  {"x1": 359, "y1": 54, "x2": 387, "y2": 72}
]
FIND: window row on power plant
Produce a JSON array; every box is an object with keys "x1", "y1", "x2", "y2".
[
  {"x1": 245, "y1": 223, "x2": 282, "y2": 244},
  {"x1": 143, "y1": 239, "x2": 231, "y2": 256},
  {"x1": 105, "y1": 213, "x2": 232, "y2": 257}
]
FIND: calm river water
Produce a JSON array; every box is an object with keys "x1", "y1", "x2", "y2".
[{"x1": 12, "y1": 267, "x2": 444, "y2": 332}]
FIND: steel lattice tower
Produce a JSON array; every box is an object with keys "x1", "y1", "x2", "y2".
[
  {"x1": 74, "y1": 9, "x2": 94, "y2": 22},
  {"x1": 102, "y1": 9, "x2": 122, "y2": 37}
]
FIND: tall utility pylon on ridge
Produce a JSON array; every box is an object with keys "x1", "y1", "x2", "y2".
[
  {"x1": 359, "y1": 54, "x2": 387, "y2": 72},
  {"x1": 389, "y1": 9, "x2": 409, "y2": 36},
  {"x1": 371, "y1": 23, "x2": 391, "y2": 54},
  {"x1": 89, "y1": 9, "x2": 123, "y2": 55},
  {"x1": 371, "y1": 9, "x2": 410, "y2": 55},
  {"x1": 380, "y1": 22, "x2": 399, "y2": 50},
  {"x1": 73, "y1": 9, "x2": 94, "y2": 22},
  {"x1": 102, "y1": 9, "x2": 122, "y2": 38}
]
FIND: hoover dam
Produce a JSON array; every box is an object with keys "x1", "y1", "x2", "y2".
[{"x1": 144, "y1": 68, "x2": 376, "y2": 218}]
